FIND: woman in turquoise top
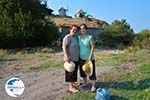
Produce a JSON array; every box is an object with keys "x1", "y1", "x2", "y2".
[{"x1": 78, "y1": 24, "x2": 97, "y2": 92}]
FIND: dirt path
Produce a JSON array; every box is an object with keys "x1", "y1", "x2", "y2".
[
  {"x1": 0, "y1": 51, "x2": 117, "y2": 100},
  {"x1": 0, "y1": 66, "x2": 114, "y2": 100}
]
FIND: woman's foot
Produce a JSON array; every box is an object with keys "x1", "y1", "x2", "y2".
[
  {"x1": 91, "y1": 81, "x2": 96, "y2": 92},
  {"x1": 69, "y1": 87, "x2": 79, "y2": 93},
  {"x1": 72, "y1": 82, "x2": 80, "y2": 89},
  {"x1": 91, "y1": 86, "x2": 96, "y2": 92},
  {"x1": 79, "y1": 83, "x2": 88, "y2": 90}
]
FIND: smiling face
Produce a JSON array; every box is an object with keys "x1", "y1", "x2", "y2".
[
  {"x1": 70, "y1": 25, "x2": 78, "y2": 36},
  {"x1": 80, "y1": 24, "x2": 87, "y2": 35}
]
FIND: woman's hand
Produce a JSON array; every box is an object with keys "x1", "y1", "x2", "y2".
[
  {"x1": 66, "y1": 57, "x2": 71, "y2": 63},
  {"x1": 64, "y1": 55, "x2": 71, "y2": 63}
]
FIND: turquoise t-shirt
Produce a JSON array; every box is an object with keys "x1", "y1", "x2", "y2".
[{"x1": 78, "y1": 35, "x2": 95, "y2": 60}]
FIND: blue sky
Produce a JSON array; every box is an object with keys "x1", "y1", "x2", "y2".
[{"x1": 47, "y1": 0, "x2": 150, "y2": 33}]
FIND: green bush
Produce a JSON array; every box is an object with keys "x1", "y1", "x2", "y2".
[
  {"x1": 133, "y1": 29, "x2": 150, "y2": 49},
  {"x1": 98, "y1": 19, "x2": 134, "y2": 49}
]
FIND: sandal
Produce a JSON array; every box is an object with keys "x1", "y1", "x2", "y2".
[
  {"x1": 73, "y1": 83, "x2": 80, "y2": 89},
  {"x1": 69, "y1": 88, "x2": 79, "y2": 93}
]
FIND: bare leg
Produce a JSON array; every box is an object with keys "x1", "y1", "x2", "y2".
[
  {"x1": 83, "y1": 78, "x2": 88, "y2": 84},
  {"x1": 91, "y1": 80, "x2": 96, "y2": 92}
]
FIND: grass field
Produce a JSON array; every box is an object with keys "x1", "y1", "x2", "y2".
[
  {"x1": 0, "y1": 47, "x2": 63, "y2": 73},
  {"x1": 63, "y1": 48, "x2": 150, "y2": 100},
  {"x1": 0, "y1": 47, "x2": 150, "y2": 100}
]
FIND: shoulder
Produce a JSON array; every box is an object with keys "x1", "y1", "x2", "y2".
[
  {"x1": 87, "y1": 34, "x2": 93, "y2": 39},
  {"x1": 62, "y1": 34, "x2": 71, "y2": 46},
  {"x1": 64, "y1": 34, "x2": 70, "y2": 38},
  {"x1": 63, "y1": 34, "x2": 71, "y2": 40}
]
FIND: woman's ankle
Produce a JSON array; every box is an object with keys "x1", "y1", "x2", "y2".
[
  {"x1": 83, "y1": 78, "x2": 88, "y2": 84},
  {"x1": 92, "y1": 81, "x2": 96, "y2": 87}
]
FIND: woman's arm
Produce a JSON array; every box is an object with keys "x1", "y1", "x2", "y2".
[
  {"x1": 88, "y1": 36, "x2": 95, "y2": 60},
  {"x1": 62, "y1": 37, "x2": 71, "y2": 62},
  {"x1": 63, "y1": 46, "x2": 71, "y2": 62}
]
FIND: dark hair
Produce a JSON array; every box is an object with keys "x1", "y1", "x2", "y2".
[
  {"x1": 80, "y1": 23, "x2": 88, "y2": 30},
  {"x1": 70, "y1": 24, "x2": 78, "y2": 30}
]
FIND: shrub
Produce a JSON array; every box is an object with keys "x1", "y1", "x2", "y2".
[
  {"x1": 98, "y1": 19, "x2": 134, "y2": 49},
  {"x1": 133, "y1": 29, "x2": 150, "y2": 49}
]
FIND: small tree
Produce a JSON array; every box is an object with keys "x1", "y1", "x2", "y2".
[
  {"x1": 98, "y1": 19, "x2": 134, "y2": 49},
  {"x1": 133, "y1": 29, "x2": 150, "y2": 49}
]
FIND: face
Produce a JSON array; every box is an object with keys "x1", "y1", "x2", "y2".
[
  {"x1": 70, "y1": 26, "x2": 78, "y2": 36},
  {"x1": 80, "y1": 25, "x2": 87, "y2": 35}
]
